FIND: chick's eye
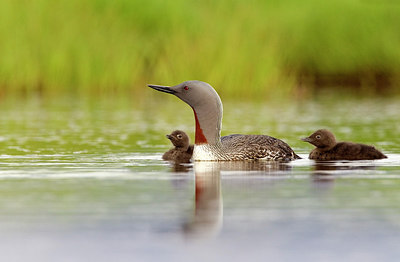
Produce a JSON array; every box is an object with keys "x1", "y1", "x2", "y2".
[
  {"x1": 183, "y1": 86, "x2": 189, "y2": 90},
  {"x1": 316, "y1": 135, "x2": 321, "y2": 139},
  {"x1": 177, "y1": 134, "x2": 182, "y2": 139}
]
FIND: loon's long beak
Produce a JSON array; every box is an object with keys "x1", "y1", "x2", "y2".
[
  {"x1": 301, "y1": 137, "x2": 311, "y2": 142},
  {"x1": 148, "y1": 84, "x2": 177, "y2": 95}
]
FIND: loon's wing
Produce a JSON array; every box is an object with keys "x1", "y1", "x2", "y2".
[{"x1": 221, "y1": 134, "x2": 300, "y2": 161}]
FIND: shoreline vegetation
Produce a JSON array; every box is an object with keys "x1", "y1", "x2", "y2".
[{"x1": 1, "y1": 0, "x2": 399, "y2": 99}]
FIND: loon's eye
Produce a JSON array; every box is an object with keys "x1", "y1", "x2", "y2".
[
  {"x1": 177, "y1": 134, "x2": 183, "y2": 139},
  {"x1": 183, "y1": 86, "x2": 189, "y2": 90},
  {"x1": 316, "y1": 135, "x2": 321, "y2": 139}
]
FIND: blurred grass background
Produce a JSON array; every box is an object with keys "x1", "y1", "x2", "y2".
[{"x1": 0, "y1": 0, "x2": 400, "y2": 99}]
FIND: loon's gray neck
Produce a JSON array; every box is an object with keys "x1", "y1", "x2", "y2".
[{"x1": 193, "y1": 92, "x2": 223, "y2": 146}]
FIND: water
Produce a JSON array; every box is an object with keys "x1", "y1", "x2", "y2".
[{"x1": 0, "y1": 95, "x2": 400, "y2": 261}]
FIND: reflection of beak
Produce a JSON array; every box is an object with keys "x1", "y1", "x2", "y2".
[
  {"x1": 166, "y1": 134, "x2": 173, "y2": 140},
  {"x1": 148, "y1": 84, "x2": 177, "y2": 94},
  {"x1": 301, "y1": 137, "x2": 311, "y2": 142}
]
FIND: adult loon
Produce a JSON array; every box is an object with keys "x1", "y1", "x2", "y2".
[{"x1": 149, "y1": 80, "x2": 300, "y2": 161}]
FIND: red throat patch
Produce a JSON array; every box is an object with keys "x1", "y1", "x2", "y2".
[{"x1": 192, "y1": 108, "x2": 208, "y2": 144}]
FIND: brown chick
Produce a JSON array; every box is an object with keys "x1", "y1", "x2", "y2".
[
  {"x1": 302, "y1": 129, "x2": 387, "y2": 160},
  {"x1": 162, "y1": 130, "x2": 194, "y2": 163}
]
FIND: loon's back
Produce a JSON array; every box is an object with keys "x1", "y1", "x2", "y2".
[{"x1": 219, "y1": 134, "x2": 300, "y2": 161}]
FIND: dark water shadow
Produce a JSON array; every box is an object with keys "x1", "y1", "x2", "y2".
[
  {"x1": 215, "y1": 160, "x2": 291, "y2": 174},
  {"x1": 313, "y1": 161, "x2": 378, "y2": 174},
  {"x1": 167, "y1": 159, "x2": 291, "y2": 176},
  {"x1": 311, "y1": 161, "x2": 379, "y2": 188},
  {"x1": 169, "y1": 162, "x2": 193, "y2": 173}
]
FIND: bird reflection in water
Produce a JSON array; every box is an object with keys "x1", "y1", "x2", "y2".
[
  {"x1": 183, "y1": 162, "x2": 223, "y2": 238},
  {"x1": 182, "y1": 160, "x2": 291, "y2": 238},
  {"x1": 311, "y1": 161, "x2": 379, "y2": 187},
  {"x1": 310, "y1": 162, "x2": 338, "y2": 190},
  {"x1": 169, "y1": 162, "x2": 193, "y2": 173}
]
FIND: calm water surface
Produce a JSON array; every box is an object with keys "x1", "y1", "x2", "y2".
[{"x1": 0, "y1": 96, "x2": 400, "y2": 261}]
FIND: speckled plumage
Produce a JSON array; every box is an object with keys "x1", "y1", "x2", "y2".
[
  {"x1": 219, "y1": 134, "x2": 300, "y2": 161},
  {"x1": 162, "y1": 130, "x2": 194, "y2": 163},
  {"x1": 302, "y1": 129, "x2": 387, "y2": 160}
]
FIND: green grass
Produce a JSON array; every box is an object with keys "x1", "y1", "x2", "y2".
[{"x1": 0, "y1": 0, "x2": 400, "y2": 98}]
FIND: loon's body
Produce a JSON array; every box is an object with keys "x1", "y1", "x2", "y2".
[
  {"x1": 149, "y1": 80, "x2": 299, "y2": 161},
  {"x1": 194, "y1": 134, "x2": 299, "y2": 161},
  {"x1": 302, "y1": 129, "x2": 387, "y2": 160}
]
